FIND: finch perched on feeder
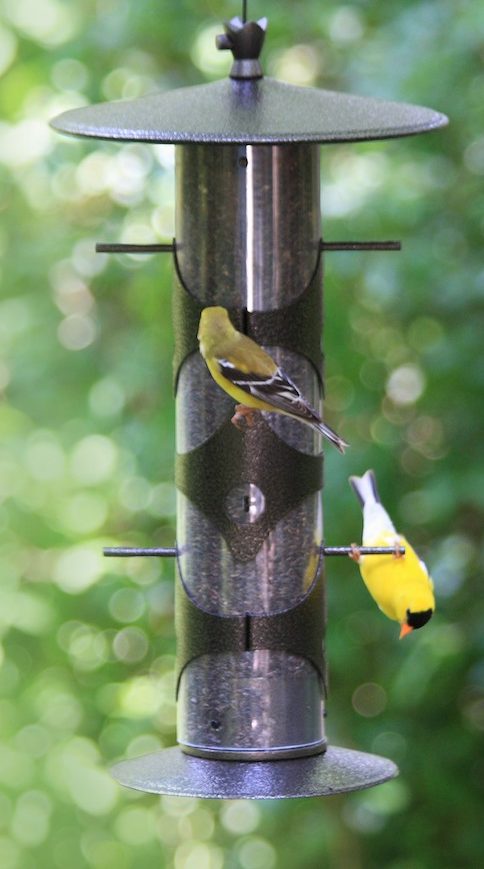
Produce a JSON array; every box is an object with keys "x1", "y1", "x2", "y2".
[
  {"x1": 197, "y1": 306, "x2": 348, "y2": 453},
  {"x1": 349, "y1": 469, "x2": 435, "y2": 638}
]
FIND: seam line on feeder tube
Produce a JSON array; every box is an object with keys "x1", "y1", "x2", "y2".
[
  {"x1": 244, "y1": 614, "x2": 251, "y2": 650},
  {"x1": 246, "y1": 145, "x2": 255, "y2": 312}
]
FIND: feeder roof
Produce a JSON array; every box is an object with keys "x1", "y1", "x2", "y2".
[{"x1": 51, "y1": 76, "x2": 447, "y2": 145}]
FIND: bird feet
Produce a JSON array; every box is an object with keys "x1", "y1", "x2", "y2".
[
  {"x1": 348, "y1": 543, "x2": 361, "y2": 563},
  {"x1": 393, "y1": 541, "x2": 404, "y2": 559},
  {"x1": 231, "y1": 404, "x2": 258, "y2": 430}
]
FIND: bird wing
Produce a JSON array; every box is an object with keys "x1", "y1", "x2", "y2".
[
  {"x1": 418, "y1": 558, "x2": 429, "y2": 576},
  {"x1": 217, "y1": 358, "x2": 320, "y2": 423},
  {"x1": 417, "y1": 557, "x2": 435, "y2": 592}
]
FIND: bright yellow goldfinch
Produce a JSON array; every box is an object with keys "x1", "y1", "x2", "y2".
[
  {"x1": 349, "y1": 469, "x2": 435, "y2": 638},
  {"x1": 198, "y1": 306, "x2": 348, "y2": 453}
]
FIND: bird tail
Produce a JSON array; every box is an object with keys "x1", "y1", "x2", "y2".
[
  {"x1": 349, "y1": 469, "x2": 380, "y2": 506},
  {"x1": 349, "y1": 469, "x2": 396, "y2": 541},
  {"x1": 313, "y1": 420, "x2": 349, "y2": 454}
]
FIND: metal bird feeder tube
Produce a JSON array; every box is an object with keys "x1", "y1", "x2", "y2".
[
  {"x1": 51, "y1": 5, "x2": 447, "y2": 799},
  {"x1": 174, "y1": 143, "x2": 324, "y2": 761}
]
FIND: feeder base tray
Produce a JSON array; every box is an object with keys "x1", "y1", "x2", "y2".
[{"x1": 111, "y1": 745, "x2": 397, "y2": 799}]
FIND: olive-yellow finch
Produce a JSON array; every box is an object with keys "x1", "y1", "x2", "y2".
[
  {"x1": 198, "y1": 306, "x2": 348, "y2": 453},
  {"x1": 349, "y1": 469, "x2": 435, "y2": 638}
]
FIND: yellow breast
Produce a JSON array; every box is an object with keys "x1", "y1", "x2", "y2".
[{"x1": 359, "y1": 533, "x2": 435, "y2": 622}]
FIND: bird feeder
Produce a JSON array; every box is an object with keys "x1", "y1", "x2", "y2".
[{"x1": 51, "y1": 4, "x2": 447, "y2": 799}]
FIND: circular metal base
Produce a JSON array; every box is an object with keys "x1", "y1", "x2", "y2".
[{"x1": 111, "y1": 745, "x2": 398, "y2": 799}]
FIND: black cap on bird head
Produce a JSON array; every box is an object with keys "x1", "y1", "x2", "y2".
[{"x1": 400, "y1": 608, "x2": 433, "y2": 638}]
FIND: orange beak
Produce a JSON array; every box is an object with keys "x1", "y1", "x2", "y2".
[{"x1": 399, "y1": 622, "x2": 414, "y2": 639}]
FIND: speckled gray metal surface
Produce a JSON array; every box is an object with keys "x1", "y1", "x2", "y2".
[
  {"x1": 178, "y1": 651, "x2": 324, "y2": 758},
  {"x1": 175, "y1": 416, "x2": 323, "y2": 563},
  {"x1": 176, "y1": 492, "x2": 321, "y2": 614},
  {"x1": 51, "y1": 77, "x2": 447, "y2": 144},
  {"x1": 111, "y1": 745, "x2": 398, "y2": 798},
  {"x1": 175, "y1": 142, "x2": 323, "y2": 620},
  {"x1": 173, "y1": 141, "x2": 325, "y2": 759},
  {"x1": 176, "y1": 343, "x2": 322, "y2": 617}
]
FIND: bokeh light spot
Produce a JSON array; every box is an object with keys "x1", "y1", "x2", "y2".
[
  {"x1": 329, "y1": 7, "x2": 364, "y2": 43},
  {"x1": 25, "y1": 433, "x2": 65, "y2": 481},
  {"x1": 126, "y1": 733, "x2": 163, "y2": 758},
  {"x1": 118, "y1": 677, "x2": 161, "y2": 717},
  {"x1": 61, "y1": 491, "x2": 108, "y2": 535},
  {"x1": 464, "y1": 137, "x2": 484, "y2": 175},
  {"x1": 89, "y1": 377, "x2": 126, "y2": 418},
  {"x1": 57, "y1": 314, "x2": 96, "y2": 350},
  {"x1": 270, "y1": 44, "x2": 321, "y2": 86},
  {"x1": 352, "y1": 682, "x2": 387, "y2": 717},
  {"x1": 344, "y1": 780, "x2": 410, "y2": 834},
  {"x1": 119, "y1": 476, "x2": 152, "y2": 512},
  {"x1": 11, "y1": 790, "x2": 51, "y2": 847},
  {"x1": 407, "y1": 316, "x2": 444, "y2": 351},
  {"x1": 185, "y1": 808, "x2": 215, "y2": 841},
  {"x1": 220, "y1": 801, "x2": 260, "y2": 836},
  {"x1": 237, "y1": 837, "x2": 277, "y2": 869},
  {"x1": 148, "y1": 481, "x2": 177, "y2": 517},
  {"x1": 54, "y1": 545, "x2": 105, "y2": 594},
  {"x1": 161, "y1": 796, "x2": 198, "y2": 818},
  {"x1": 69, "y1": 766, "x2": 118, "y2": 816},
  {"x1": 70, "y1": 435, "x2": 118, "y2": 485},
  {"x1": 109, "y1": 587, "x2": 145, "y2": 623},
  {"x1": 0, "y1": 120, "x2": 52, "y2": 167},
  {"x1": 114, "y1": 806, "x2": 157, "y2": 845},
  {"x1": 0, "y1": 25, "x2": 17, "y2": 76},
  {"x1": 113, "y1": 626, "x2": 149, "y2": 663},
  {"x1": 14, "y1": 724, "x2": 52, "y2": 759},
  {"x1": 191, "y1": 25, "x2": 231, "y2": 75},
  {"x1": 51, "y1": 57, "x2": 88, "y2": 92},
  {"x1": 3, "y1": 0, "x2": 80, "y2": 47},
  {"x1": 67, "y1": 624, "x2": 109, "y2": 672},
  {"x1": 371, "y1": 730, "x2": 408, "y2": 761},
  {"x1": 386, "y1": 364, "x2": 426, "y2": 406},
  {"x1": 174, "y1": 841, "x2": 224, "y2": 869}
]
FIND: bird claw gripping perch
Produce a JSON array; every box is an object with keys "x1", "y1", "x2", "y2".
[
  {"x1": 393, "y1": 541, "x2": 404, "y2": 559},
  {"x1": 348, "y1": 543, "x2": 361, "y2": 563},
  {"x1": 231, "y1": 404, "x2": 258, "y2": 430}
]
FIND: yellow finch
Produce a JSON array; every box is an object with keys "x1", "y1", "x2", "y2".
[
  {"x1": 349, "y1": 469, "x2": 435, "y2": 638},
  {"x1": 197, "y1": 306, "x2": 348, "y2": 453}
]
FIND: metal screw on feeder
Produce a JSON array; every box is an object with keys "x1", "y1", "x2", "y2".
[{"x1": 51, "y1": 2, "x2": 447, "y2": 799}]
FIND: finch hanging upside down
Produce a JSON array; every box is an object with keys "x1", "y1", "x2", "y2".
[
  {"x1": 349, "y1": 469, "x2": 435, "y2": 638},
  {"x1": 197, "y1": 306, "x2": 348, "y2": 454}
]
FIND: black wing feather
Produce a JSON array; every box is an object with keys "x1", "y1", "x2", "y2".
[{"x1": 218, "y1": 358, "x2": 321, "y2": 423}]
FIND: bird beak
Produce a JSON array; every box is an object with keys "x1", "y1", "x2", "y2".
[{"x1": 399, "y1": 623, "x2": 414, "y2": 639}]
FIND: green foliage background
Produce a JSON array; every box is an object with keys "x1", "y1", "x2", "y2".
[{"x1": 0, "y1": 0, "x2": 483, "y2": 866}]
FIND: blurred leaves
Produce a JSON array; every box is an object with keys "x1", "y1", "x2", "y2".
[{"x1": 1, "y1": 0, "x2": 483, "y2": 867}]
